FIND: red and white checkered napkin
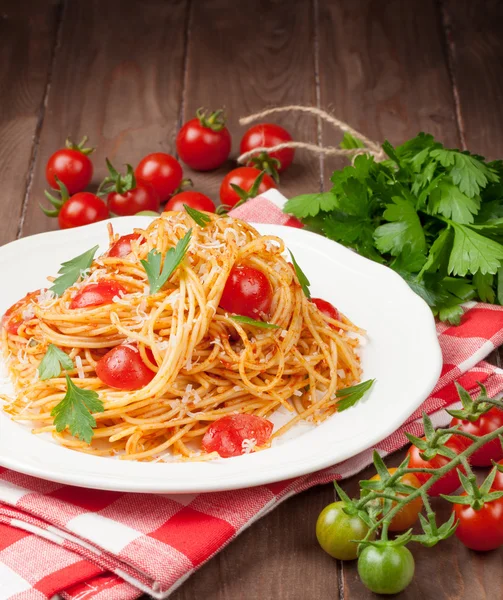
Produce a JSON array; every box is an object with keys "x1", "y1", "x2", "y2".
[{"x1": 2, "y1": 193, "x2": 503, "y2": 600}]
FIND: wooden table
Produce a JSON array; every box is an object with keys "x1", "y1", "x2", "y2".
[{"x1": 1, "y1": 0, "x2": 502, "y2": 597}]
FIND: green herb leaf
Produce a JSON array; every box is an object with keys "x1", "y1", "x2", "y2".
[
  {"x1": 283, "y1": 192, "x2": 338, "y2": 219},
  {"x1": 374, "y1": 197, "x2": 426, "y2": 256},
  {"x1": 51, "y1": 374, "x2": 104, "y2": 444},
  {"x1": 38, "y1": 344, "x2": 74, "y2": 380},
  {"x1": 339, "y1": 132, "x2": 364, "y2": 150},
  {"x1": 184, "y1": 204, "x2": 211, "y2": 227},
  {"x1": 141, "y1": 229, "x2": 192, "y2": 294},
  {"x1": 448, "y1": 223, "x2": 503, "y2": 276},
  {"x1": 230, "y1": 315, "x2": 280, "y2": 329},
  {"x1": 288, "y1": 250, "x2": 311, "y2": 298},
  {"x1": 336, "y1": 379, "x2": 375, "y2": 412},
  {"x1": 50, "y1": 245, "x2": 99, "y2": 296}
]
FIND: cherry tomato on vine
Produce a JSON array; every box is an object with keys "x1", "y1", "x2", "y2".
[
  {"x1": 450, "y1": 407, "x2": 503, "y2": 466},
  {"x1": 108, "y1": 233, "x2": 142, "y2": 258},
  {"x1": 357, "y1": 545, "x2": 415, "y2": 595},
  {"x1": 96, "y1": 344, "x2": 155, "y2": 391},
  {"x1": 58, "y1": 193, "x2": 109, "y2": 229},
  {"x1": 219, "y1": 167, "x2": 276, "y2": 208},
  {"x1": 165, "y1": 191, "x2": 215, "y2": 213},
  {"x1": 311, "y1": 298, "x2": 340, "y2": 323},
  {"x1": 240, "y1": 123, "x2": 294, "y2": 172},
  {"x1": 219, "y1": 265, "x2": 273, "y2": 319},
  {"x1": 316, "y1": 501, "x2": 373, "y2": 560},
  {"x1": 101, "y1": 160, "x2": 160, "y2": 216},
  {"x1": 492, "y1": 461, "x2": 503, "y2": 491},
  {"x1": 70, "y1": 281, "x2": 127, "y2": 309},
  {"x1": 176, "y1": 108, "x2": 231, "y2": 171},
  {"x1": 2, "y1": 290, "x2": 40, "y2": 335},
  {"x1": 407, "y1": 437, "x2": 465, "y2": 497},
  {"x1": 46, "y1": 137, "x2": 94, "y2": 194},
  {"x1": 201, "y1": 414, "x2": 273, "y2": 457},
  {"x1": 453, "y1": 494, "x2": 503, "y2": 551},
  {"x1": 369, "y1": 468, "x2": 423, "y2": 532},
  {"x1": 135, "y1": 153, "x2": 183, "y2": 202}
]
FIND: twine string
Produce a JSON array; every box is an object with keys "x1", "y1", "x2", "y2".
[{"x1": 237, "y1": 105, "x2": 386, "y2": 165}]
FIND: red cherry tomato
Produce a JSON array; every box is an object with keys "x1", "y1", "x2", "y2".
[
  {"x1": 311, "y1": 298, "x2": 340, "y2": 323},
  {"x1": 96, "y1": 344, "x2": 155, "y2": 390},
  {"x1": 492, "y1": 461, "x2": 503, "y2": 491},
  {"x1": 57, "y1": 192, "x2": 109, "y2": 229},
  {"x1": 107, "y1": 183, "x2": 159, "y2": 217},
  {"x1": 406, "y1": 437, "x2": 465, "y2": 496},
  {"x1": 219, "y1": 167, "x2": 276, "y2": 208},
  {"x1": 450, "y1": 408, "x2": 503, "y2": 466},
  {"x1": 2, "y1": 290, "x2": 40, "y2": 335},
  {"x1": 202, "y1": 414, "x2": 273, "y2": 458},
  {"x1": 176, "y1": 109, "x2": 231, "y2": 171},
  {"x1": 240, "y1": 123, "x2": 294, "y2": 172},
  {"x1": 70, "y1": 281, "x2": 127, "y2": 309},
  {"x1": 46, "y1": 143, "x2": 93, "y2": 195},
  {"x1": 219, "y1": 266, "x2": 273, "y2": 319},
  {"x1": 165, "y1": 191, "x2": 215, "y2": 213},
  {"x1": 108, "y1": 233, "x2": 142, "y2": 258},
  {"x1": 453, "y1": 494, "x2": 503, "y2": 551},
  {"x1": 135, "y1": 153, "x2": 183, "y2": 203}
]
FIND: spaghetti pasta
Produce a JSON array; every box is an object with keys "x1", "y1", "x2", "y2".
[{"x1": 1, "y1": 212, "x2": 363, "y2": 461}]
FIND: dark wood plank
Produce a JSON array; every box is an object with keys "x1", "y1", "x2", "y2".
[
  {"x1": 172, "y1": 484, "x2": 341, "y2": 600},
  {"x1": 317, "y1": 0, "x2": 461, "y2": 188},
  {"x1": 181, "y1": 0, "x2": 321, "y2": 206},
  {"x1": 340, "y1": 450, "x2": 503, "y2": 600},
  {"x1": 0, "y1": 0, "x2": 61, "y2": 245},
  {"x1": 442, "y1": 0, "x2": 503, "y2": 159},
  {"x1": 20, "y1": 0, "x2": 189, "y2": 238}
]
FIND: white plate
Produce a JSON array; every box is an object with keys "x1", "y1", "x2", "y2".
[{"x1": 0, "y1": 218, "x2": 442, "y2": 493}]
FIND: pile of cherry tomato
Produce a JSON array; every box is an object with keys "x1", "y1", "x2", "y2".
[
  {"x1": 42, "y1": 111, "x2": 294, "y2": 229},
  {"x1": 316, "y1": 405, "x2": 503, "y2": 595}
]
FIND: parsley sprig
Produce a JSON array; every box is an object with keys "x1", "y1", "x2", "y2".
[
  {"x1": 51, "y1": 374, "x2": 104, "y2": 444},
  {"x1": 230, "y1": 315, "x2": 280, "y2": 329},
  {"x1": 50, "y1": 246, "x2": 99, "y2": 296},
  {"x1": 284, "y1": 133, "x2": 503, "y2": 324},
  {"x1": 336, "y1": 379, "x2": 375, "y2": 412},
  {"x1": 38, "y1": 344, "x2": 74, "y2": 380},
  {"x1": 184, "y1": 204, "x2": 211, "y2": 227},
  {"x1": 141, "y1": 229, "x2": 192, "y2": 294}
]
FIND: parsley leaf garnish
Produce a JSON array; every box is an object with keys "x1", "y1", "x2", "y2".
[
  {"x1": 184, "y1": 204, "x2": 211, "y2": 227},
  {"x1": 51, "y1": 374, "x2": 104, "y2": 444},
  {"x1": 50, "y1": 246, "x2": 99, "y2": 296},
  {"x1": 374, "y1": 197, "x2": 426, "y2": 256},
  {"x1": 141, "y1": 229, "x2": 192, "y2": 294},
  {"x1": 38, "y1": 344, "x2": 74, "y2": 380},
  {"x1": 230, "y1": 315, "x2": 280, "y2": 329},
  {"x1": 288, "y1": 250, "x2": 311, "y2": 298},
  {"x1": 448, "y1": 223, "x2": 503, "y2": 276},
  {"x1": 336, "y1": 379, "x2": 375, "y2": 412}
]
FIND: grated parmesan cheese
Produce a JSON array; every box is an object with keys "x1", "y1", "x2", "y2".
[
  {"x1": 75, "y1": 355, "x2": 85, "y2": 379},
  {"x1": 241, "y1": 438, "x2": 256, "y2": 454},
  {"x1": 21, "y1": 306, "x2": 35, "y2": 321},
  {"x1": 293, "y1": 389, "x2": 303, "y2": 397}
]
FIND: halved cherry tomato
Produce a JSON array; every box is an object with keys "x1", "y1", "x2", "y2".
[
  {"x1": 108, "y1": 233, "x2": 141, "y2": 258},
  {"x1": 492, "y1": 460, "x2": 503, "y2": 491},
  {"x1": 370, "y1": 468, "x2": 423, "y2": 531},
  {"x1": 96, "y1": 344, "x2": 155, "y2": 390},
  {"x1": 219, "y1": 266, "x2": 273, "y2": 319},
  {"x1": 46, "y1": 138, "x2": 94, "y2": 194},
  {"x1": 453, "y1": 494, "x2": 503, "y2": 551},
  {"x1": 407, "y1": 436, "x2": 465, "y2": 496},
  {"x1": 240, "y1": 123, "x2": 294, "y2": 172},
  {"x1": 176, "y1": 109, "x2": 231, "y2": 171},
  {"x1": 165, "y1": 191, "x2": 215, "y2": 213},
  {"x1": 58, "y1": 192, "x2": 109, "y2": 229},
  {"x1": 2, "y1": 290, "x2": 40, "y2": 335},
  {"x1": 70, "y1": 281, "x2": 127, "y2": 309},
  {"x1": 311, "y1": 298, "x2": 340, "y2": 323},
  {"x1": 219, "y1": 167, "x2": 276, "y2": 208},
  {"x1": 202, "y1": 414, "x2": 273, "y2": 457},
  {"x1": 450, "y1": 407, "x2": 503, "y2": 466},
  {"x1": 135, "y1": 153, "x2": 183, "y2": 202}
]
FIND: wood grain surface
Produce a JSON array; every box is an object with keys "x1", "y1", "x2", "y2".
[{"x1": 0, "y1": 1, "x2": 502, "y2": 598}]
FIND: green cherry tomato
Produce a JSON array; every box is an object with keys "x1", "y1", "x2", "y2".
[
  {"x1": 358, "y1": 545, "x2": 415, "y2": 595},
  {"x1": 316, "y1": 501, "x2": 372, "y2": 560}
]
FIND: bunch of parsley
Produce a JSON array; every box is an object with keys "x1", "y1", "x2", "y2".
[{"x1": 284, "y1": 133, "x2": 503, "y2": 324}]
